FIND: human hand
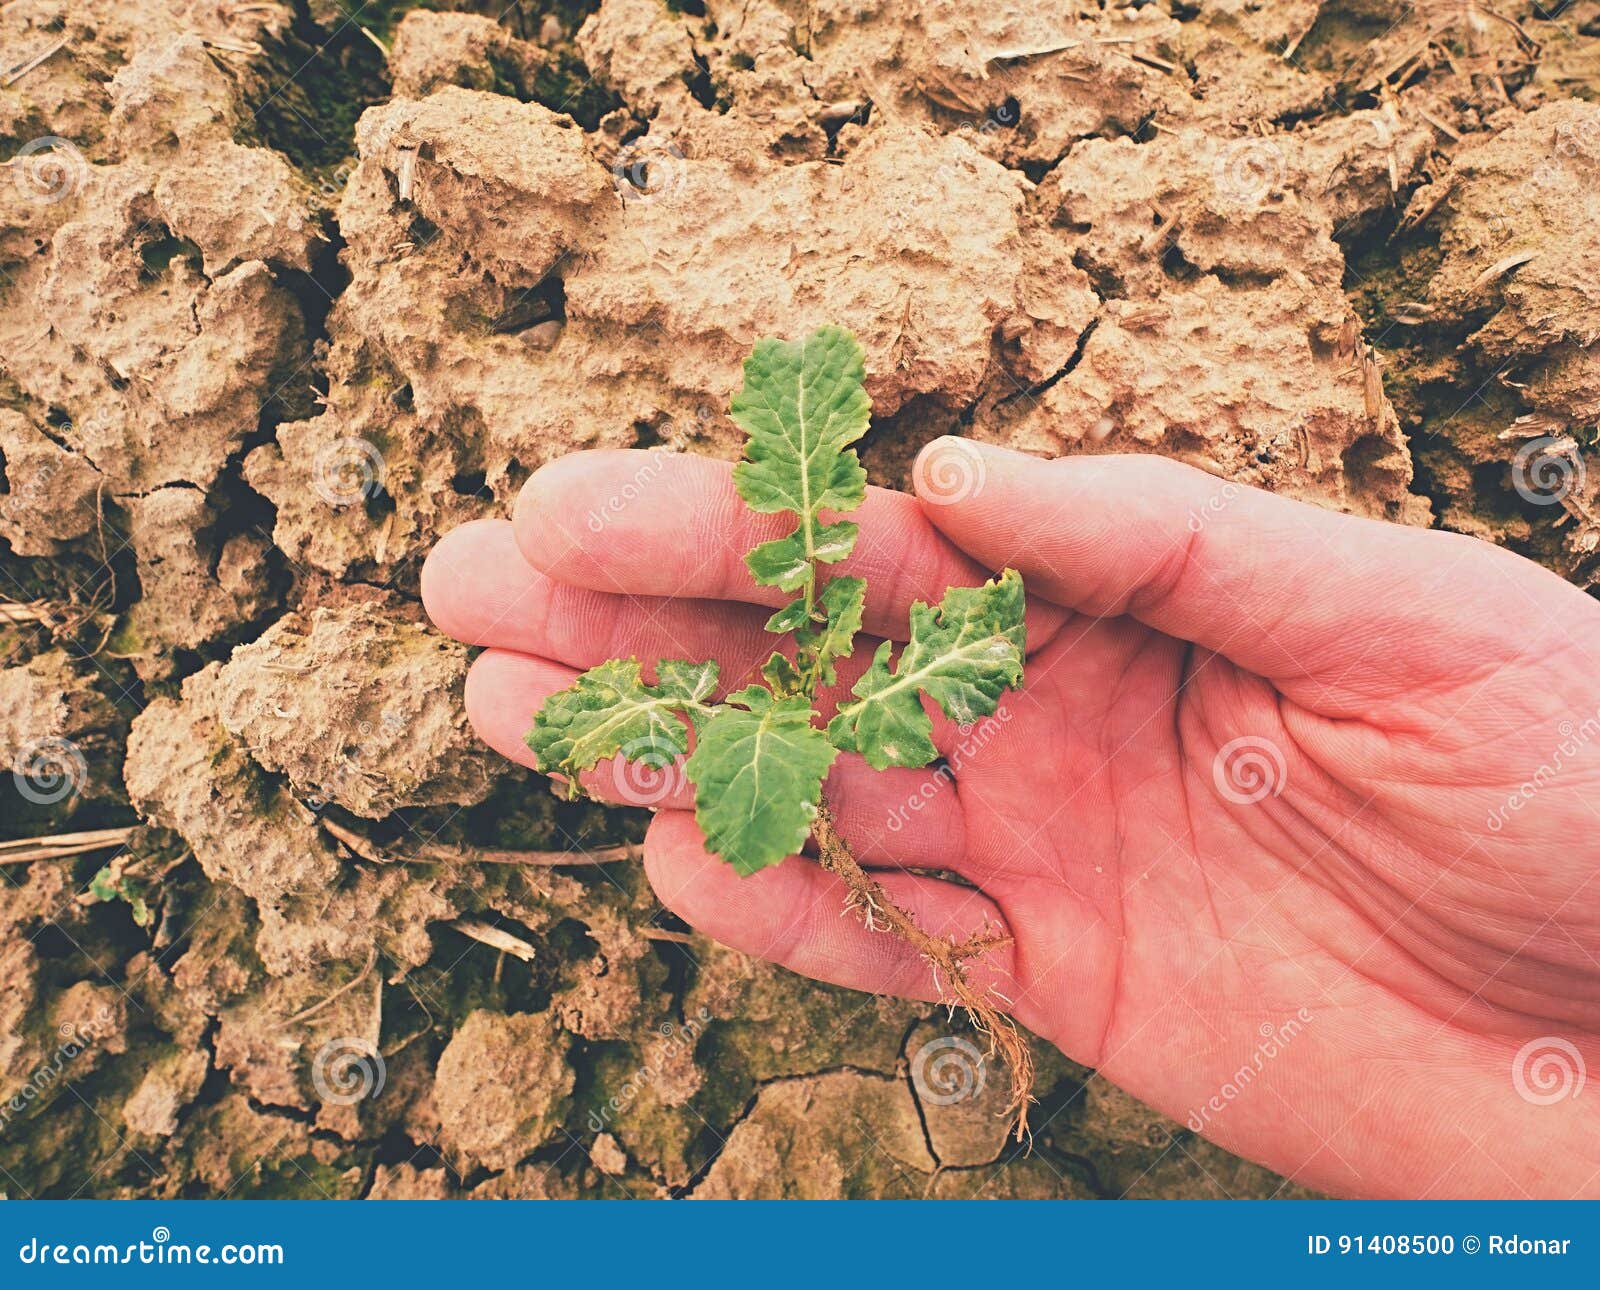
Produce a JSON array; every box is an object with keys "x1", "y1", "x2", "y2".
[{"x1": 422, "y1": 439, "x2": 1600, "y2": 1199}]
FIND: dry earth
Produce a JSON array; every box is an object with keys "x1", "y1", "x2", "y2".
[{"x1": 2, "y1": 0, "x2": 1598, "y2": 1198}]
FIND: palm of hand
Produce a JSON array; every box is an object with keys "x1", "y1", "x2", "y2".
[
  {"x1": 978, "y1": 592, "x2": 1600, "y2": 1198},
  {"x1": 425, "y1": 440, "x2": 1600, "y2": 1199}
]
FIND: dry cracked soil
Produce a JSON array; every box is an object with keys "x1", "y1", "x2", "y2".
[{"x1": 1, "y1": 0, "x2": 1598, "y2": 1199}]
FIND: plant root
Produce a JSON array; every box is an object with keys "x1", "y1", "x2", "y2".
[{"x1": 812, "y1": 801, "x2": 1034, "y2": 1139}]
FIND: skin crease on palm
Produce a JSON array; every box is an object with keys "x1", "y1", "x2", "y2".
[{"x1": 420, "y1": 436, "x2": 1600, "y2": 1200}]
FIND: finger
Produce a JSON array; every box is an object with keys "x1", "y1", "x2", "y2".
[
  {"x1": 913, "y1": 439, "x2": 1596, "y2": 710},
  {"x1": 464, "y1": 650, "x2": 665, "y2": 801},
  {"x1": 643, "y1": 811, "x2": 1019, "y2": 1006},
  {"x1": 423, "y1": 519, "x2": 775, "y2": 672},
  {"x1": 464, "y1": 649, "x2": 968, "y2": 868},
  {"x1": 428, "y1": 522, "x2": 1012, "y2": 763},
  {"x1": 424, "y1": 521, "x2": 916, "y2": 719},
  {"x1": 512, "y1": 448, "x2": 1066, "y2": 645},
  {"x1": 435, "y1": 529, "x2": 912, "y2": 722}
]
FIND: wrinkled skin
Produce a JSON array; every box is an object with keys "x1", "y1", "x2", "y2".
[{"x1": 424, "y1": 439, "x2": 1600, "y2": 1198}]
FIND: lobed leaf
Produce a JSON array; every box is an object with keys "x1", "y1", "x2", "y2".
[
  {"x1": 745, "y1": 520, "x2": 859, "y2": 593},
  {"x1": 744, "y1": 529, "x2": 813, "y2": 592},
  {"x1": 685, "y1": 685, "x2": 839, "y2": 875},
  {"x1": 798, "y1": 575, "x2": 865, "y2": 689},
  {"x1": 730, "y1": 326, "x2": 871, "y2": 595},
  {"x1": 527, "y1": 657, "x2": 717, "y2": 782},
  {"x1": 826, "y1": 569, "x2": 1026, "y2": 770},
  {"x1": 764, "y1": 599, "x2": 812, "y2": 635},
  {"x1": 656, "y1": 659, "x2": 720, "y2": 705}
]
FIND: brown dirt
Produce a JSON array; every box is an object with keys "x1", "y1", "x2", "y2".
[{"x1": 1, "y1": 0, "x2": 1597, "y2": 1199}]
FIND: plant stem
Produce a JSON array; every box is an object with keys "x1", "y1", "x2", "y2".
[{"x1": 787, "y1": 489, "x2": 1031, "y2": 1128}]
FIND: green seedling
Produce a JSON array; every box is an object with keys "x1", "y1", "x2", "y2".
[
  {"x1": 528, "y1": 326, "x2": 1033, "y2": 1126},
  {"x1": 86, "y1": 864, "x2": 153, "y2": 928}
]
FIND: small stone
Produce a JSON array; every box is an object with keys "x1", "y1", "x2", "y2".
[{"x1": 591, "y1": 1132, "x2": 628, "y2": 1175}]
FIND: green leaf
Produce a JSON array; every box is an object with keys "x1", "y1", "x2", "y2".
[
  {"x1": 746, "y1": 520, "x2": 859, "y2": 591},
  {"x1": 123, "y1": 886, "x2": 153, "y2": 928},
  {"x1": 761, "y1": 652, "x2": 804, "y2": 695},
  {"x1": 87, "y1": 867, "x2": 154, "y2": 927},
  {"x1": 527, "y1": 657, "x2": 716, "y2": 782},
  {"x1": 827, "y1": 569, "x2": 1025, "y2": 770},
  {"x1": 764, "y1": 598, "x2": 811, "y2": 634},
  {"x1": 657, "y1": 659, "x2": 720, "y2": 704},
  {"x1": 730, "y1": 326, "x2": 871, "y2": 591},
  {"x1": 745, "y1": 529, "x2": 813, "y2": 592},
  {"x1": 799, "y1": 575, "x2": 865, "y2": 689},
  {"x1": 685, "y1": 686, "x2": 838, "y2": 875}
]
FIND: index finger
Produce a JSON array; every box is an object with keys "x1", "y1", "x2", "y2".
[{"x1": 513, "y1": 449, "x2": 1066, "y2": 644}]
